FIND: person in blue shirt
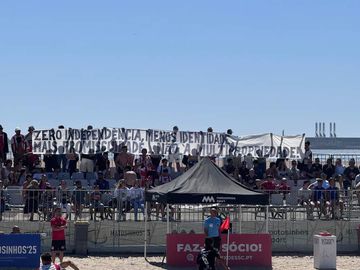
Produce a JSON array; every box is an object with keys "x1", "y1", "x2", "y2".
[
  {"x1": 326, "y1": 177, "x2": 343, "y2": 219},
  {"x1": 204, "y1": 208, "x2": 221, "y2": 251},
  {"x1": 311, "y1": 178, "x2": 326, "y2": 219}
]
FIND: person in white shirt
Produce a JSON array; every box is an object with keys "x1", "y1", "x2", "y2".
[
  {"x1": 129, "y1": 180, "x2": 144, "y2": 221},
  {"x1": 114, "y1": 181, "x2": 130, "y2": 221}
]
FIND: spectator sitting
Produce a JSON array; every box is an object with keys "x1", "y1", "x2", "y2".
[
  {"x1": 277, "y1": 160, "x2": 289, "y2": 179},
  {"x1": 298, "y1": 180, "x2": 313, "y2": 218},
  {"x1": 90, "y1": 185, "x2": 105, "y2": 221},
  {"x1": 310, "y1": 178, "x2": 326, "y2": 219},
  {"x1": 334, "y1": 158, "x2": 345, "y2": 176},
  {"x1": 1, "y1": 159, "x2": 13, "y2": 187},
  {"x1": 223, "y1": 158, "x2": 236, "y2": 175},
  {"x1": 94, "y1": 171, "x2": 110, "y2": 191},
  {"x1": 238, "y1": 161, "x2": 249, "y2": 180},
  {"x1": 260, "y1": 175, "x2": 277, "y2": 193},
  {"x1": 245, "y1": 169, "x2": 257, "y2": 189},
  {"x1": 39, "y1": 174, "x2": 50, "y2": 190},
  {"x1": 265, "y1": 162, "x2": 278, "y2": 180},
  {"x1": 301, "y1": 158, "x2": 315, "y2": 179},
  {"x1": 124, "y1": 170, "x2": 137, "y2": 188},
  {"x1": 11, "y1": 225, "x2": 21, "y2": 234},
  {"x1": 288, "y1": 160, "x2": 300, "y2": 186},
  {"x1": 253, "y1": 179, "x2": 262, "y2": 190},
  {"x1": 325, "y1": 177, "x2": 343, "y2": 219},
  {"x1": 354, "y1": 174, "x2": 360, "y2": 206},
  {"x1": 58, "y1": 180, "x2": 71, "y2": 219},
  {"x1": 0, "y1": 180, "x2": 6, "y2": 221},
  {"x1": 129, "y1": 180, "x2": 144, "y2": 221},
  {"x1": 72, "y1": 180, "x2": 87, "y2": 221},
  {"x1": 311, "y1": 158, "x2": 323, "y2": 177},
  {"x1": 113, "y1": 180, "x2": 130, "y2": 222},
  {"x1": 343, "y1": 158, "x2": 359, "y2": 191},
  {"x1": 322, "y1": 158, "x2": 335, "y2": 179},
  {"x1": 277, "y1": 178, "x2": 290, "y2": 194}
]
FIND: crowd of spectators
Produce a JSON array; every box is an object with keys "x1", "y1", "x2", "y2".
[{"x1": 1, "y1": 125, "x2": 360, "y2": 222}]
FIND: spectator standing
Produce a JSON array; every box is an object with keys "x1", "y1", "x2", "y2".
[
  {"x1": 44, "y1": 150, "x2": 60, "y2": 173},
  {"x1": 95, "y1": 151, "x2": 110, "y2": 176},
  {"x1": 89, "y1": 185, "x2": 105, "y2": 220},
  {"x1": 0, "y1": 125, "x2": 9, "y2": 165},
  {"x1": 300, "y1": 141, "x2": 313, "y2": 169},
  {"x1": 11, "y1": 128, "x2": 26, "y2": 165},
  {"x1": 115, "y1": 145, "x2": 134, "y2": 179},
  {"x1": 65, "y1": 146, "x2": 78, "y2": 177},
  {"x1": 135, "y1": 148, "x2": 153, "y2": 186},
  {"x1": 50, "y1": 207, "x2": 67, "y2": 263}
]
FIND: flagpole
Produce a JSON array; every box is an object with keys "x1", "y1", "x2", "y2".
[{"x1": 226, "y1": 227, "x2": 230, "y2": 266}]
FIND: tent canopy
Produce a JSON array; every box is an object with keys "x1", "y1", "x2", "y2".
[{"x1": 145, "y1": 157, "x2": 269, "y2": 205}]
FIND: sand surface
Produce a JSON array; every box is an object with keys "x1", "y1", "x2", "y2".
[{"x1": 62, "y1": 255, "x2": 360, "y2": 270}]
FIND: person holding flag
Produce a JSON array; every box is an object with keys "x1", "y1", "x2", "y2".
[{"x1": 204, "y1": 208, "x2": 222, "y2": 251}]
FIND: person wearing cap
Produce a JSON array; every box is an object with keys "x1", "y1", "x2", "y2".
[
  {"x1": 11, "y1": 225, "x2": 21, "y2": 234},
  {"x1": 310, "y1": 178, "x2": 326, "y2": 219},
  {"x1": 50, "y1": 207, "x2": 67, "y2": 263},
  {"x1": 25, "y1": 126, "x2": 35, "y2": 152},
  {"x1": 11, "y1": 127, "x2": 26, "y2": 165},
  {"x1": 204, "y1": 208, "x2": 221, "y2": 251},
  {"x1": 0, "y1": 125, "x2": 9, "y2": 165}
]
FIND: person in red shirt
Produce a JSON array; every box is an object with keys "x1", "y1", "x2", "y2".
[
  {"x1": 50, "y1": 207, "x2": 67, "y2": 263},
  {"x1": 261, "y1": 175, "x2": 277, "y2": 193}
]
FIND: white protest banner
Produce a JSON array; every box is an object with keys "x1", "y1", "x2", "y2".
[
  {"x1": 225, "y1": 133, "x2": 305, "y2": 159},
  {"x1": 32, "y1": 128, "x2": 227, "y2": 156},
  {"x1": 32, "y1": 128, "x2": 305, "y2": 159}
]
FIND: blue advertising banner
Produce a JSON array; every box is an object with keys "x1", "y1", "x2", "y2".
[{"x1": 0, "y1": 234, "x2": 41, "y2": 268}]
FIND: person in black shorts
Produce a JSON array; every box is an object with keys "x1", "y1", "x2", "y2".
[{"x1": 197, "y1": 238, "x2": 230, "y2": 270}]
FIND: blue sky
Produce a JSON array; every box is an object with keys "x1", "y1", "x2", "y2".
[{"x1": 0, "y1": 1, "x2": 359, "y2": 137}]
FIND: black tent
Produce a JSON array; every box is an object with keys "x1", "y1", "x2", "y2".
[{"x1": 145, "y1": 157, "x2": 269, "y2": 205}]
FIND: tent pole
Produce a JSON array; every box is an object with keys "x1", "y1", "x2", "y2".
[
  {"x1": 144, "y1": 201, "x2": 148, "y2": 261},
  {"x1": 166, "y1": 204, "x2": 170, "y2": 234},
  {"x1": 239, "y1": 205, "x2": 242, "y2": 234},
  {"x1": 265, "y1": 205, "x2": 269, "y2": 233}
]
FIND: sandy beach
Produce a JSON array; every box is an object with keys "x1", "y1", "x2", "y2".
[{"x1": 63, "y1": 255, "x2": 360, "y2": 270}]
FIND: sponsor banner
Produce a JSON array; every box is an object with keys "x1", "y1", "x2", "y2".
[
  {"x1": 0, "y1": 234, "x2": 41, "y2": 268},
  {"x1": 32, "y1": 127, "x2": 305, "y2": 158},
  {"x1": 166, "y1": 233, "x2": 272, "y2": 267}
]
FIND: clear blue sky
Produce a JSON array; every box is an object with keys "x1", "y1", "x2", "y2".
[{"x1": 0, "y1": 1, "x2": 359, "y2": 137}]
